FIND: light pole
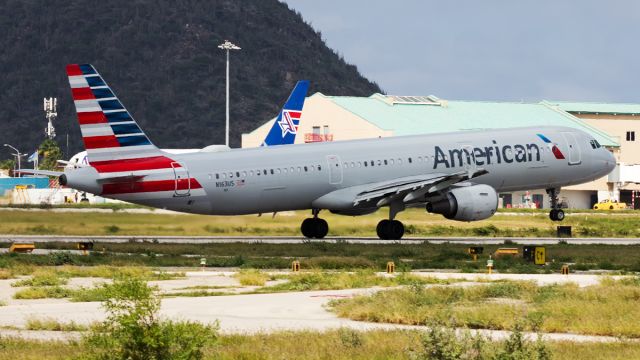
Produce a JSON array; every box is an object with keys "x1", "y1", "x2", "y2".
[
  {"x1": 4, "y1": 144, "x2": 22, "y2": 177},
  {"x1": 218, "y1": 40, "x2": 241, "y2": 147}
]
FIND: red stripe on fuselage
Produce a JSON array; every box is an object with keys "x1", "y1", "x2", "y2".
[
  {"x1": 91, "y1": 156, "x2": 179, "y2": 173},
  {"x1": 72, "y1": 87, "x2": 95, "y2": 100},
  {"x1": 77, "y1": 112, "x2": 108, "y2": 125},
  {"x1": 66, "y1": 64, "x2": 83, "y2": 76},
  {"x1": 83, "y1": 135, "x2": 120, "y2": 149},
  {"x1": 102, "y1": 178, "x2": 202, "y2": 195}
]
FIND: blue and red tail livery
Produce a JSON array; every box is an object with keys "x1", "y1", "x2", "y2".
[
  {"x1": 537, "y1": 133, "x2": 566, "y2": 160},
  {"x1": 262, "y1": 80, "x2": 310, "y2": 146},
  {"x1": 66, "y1": 64, "x2": 161, "y2": 163},
  {"x1": 66, "y1": 64, "x2": 203, "y2": 198}
]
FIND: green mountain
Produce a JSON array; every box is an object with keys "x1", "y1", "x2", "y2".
[{"x1": 0, "y1": 0, "x2": 381, "y2": 159}]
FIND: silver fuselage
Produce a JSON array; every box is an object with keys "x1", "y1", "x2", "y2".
[{"x1": 95, "y1": 126, "x2": 614, "y2": 215}]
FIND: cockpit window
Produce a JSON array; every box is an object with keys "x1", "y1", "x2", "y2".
[{"x1": 589, "y1": 140, "x2": 602, "y2": 149}]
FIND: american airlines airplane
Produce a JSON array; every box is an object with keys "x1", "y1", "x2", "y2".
[{"x1": 27, "y1": 64, "x2": 616, "y2": 240}]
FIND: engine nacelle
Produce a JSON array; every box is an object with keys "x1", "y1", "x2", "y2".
[
  {"x1": 426, "y1": 184, "x2": 498, "y2": 221},
  {"x1": 59, "y1": 166, "x2": 102, "y2": 195}
]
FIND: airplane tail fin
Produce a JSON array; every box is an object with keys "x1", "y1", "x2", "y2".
[
  {"x1": 262, "y1": 80, "x2": 310, "y2": 146},
  {"x1": 66, "y1": 64, "x2": 163, "y2": 165}
]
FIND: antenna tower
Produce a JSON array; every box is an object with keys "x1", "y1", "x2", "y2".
[{"x1": 44, "y1": 97, "x2": 57, "y2": 139}]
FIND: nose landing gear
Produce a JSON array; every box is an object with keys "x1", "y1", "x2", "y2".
[{"x1": 547, "y1": 188, "x2": 565, "y2": 221}]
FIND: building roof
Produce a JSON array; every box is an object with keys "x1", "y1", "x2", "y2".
[
  {"x1": 543, "y1": 101, "x2": 640, "y2": 116},
  {"x1": 325, "y1": 93, "x2": 619, "y2": 147}
]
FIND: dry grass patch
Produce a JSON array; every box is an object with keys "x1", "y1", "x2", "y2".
[
  {"x1": 25, "y1": 317, "x2": 88, "y2": 331},
  {"x1": 234, "y1": 269, "x2": 270, "y2": 286},
  {"x1": 330, "y1": 279, "x2": 640, "y2": 338}
]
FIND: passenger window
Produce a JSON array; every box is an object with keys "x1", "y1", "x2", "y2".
[
  {"x1": 351, "y1": 162, "x2": 355, "y2": 168},
  {"x1": 408, "y1": 157, "x2": 412, "y2": 163},
  {"x1": 276, "y1": 169, "x2": 281, "y2": 174},
  {"x1": 398, "y1": 159, "x2": 403, "y2": 165},
  {"x1": 215, "y1": 174, "x2": 219, "y2": 179},
  {"x1": 222, "y1": 173, "x2": 226, "y2": 179},
  {"x1": 390, "y1": 159, "x2": 394, "y2": 165},
  {"x1": 242, "y1": 171, "x2": 247, "y2": 177},
  {"x1": 229, "y1": 172, "x2": 234, "y2": 179},
  {"x1": 270, "y1": 169, "x2": 274, "y2": 175},
  {"x1": 357, "y1": 162, "x2": 362, "y2": 167},
  {"x1": 250, "y1": 170, "x2": 254, "y2": 176},
  {"x1": 283, "y1": 168, "x2": 287, "y2": 174},
  {"x1": 263, "y1": 170, "x2": 267, "y2": 175},
  {"x1": 317, "y1": 165, "x2": 321, "y2": 171},
  {"x1": 377, "y1": 160, "x2": 381, "y2": 166},
  {"x1": 364, "y1": 161, "x2": 368, "y2": 167},
  {"x1": 291, "y1": 167, "x2": 295, "y2": 172},
  {"x1": 304, "y1": 166, "x2": 308, "y2": 172},
  {"x1": 370, "y1": 160, "x2": 374, "y2": 166},
  {"x1": 297, "y1": 166, "x2": 301, "y2": 172},
  {"x1": 236, "y1": 172, "x2": 240, "y2": 178},
  {"x1": 384, "y1": 159, "x2": 388, "y2": 165}
]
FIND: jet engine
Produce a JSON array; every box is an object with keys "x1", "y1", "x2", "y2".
[{"x1": 426, "y1": 184, "x2": 498, "y2": 221}]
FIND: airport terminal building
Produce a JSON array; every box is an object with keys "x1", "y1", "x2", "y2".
[{"x1": 242, "y1": 93, "x2": 637, "y2": 209}]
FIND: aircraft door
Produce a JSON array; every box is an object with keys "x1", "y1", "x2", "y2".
[
  {"x1": 326, "y1": 155, "x2": 343, "y2": 185},
  {"x1": 561, "y1": 132, "x2": 581, "y2": 165},
  {"x1": 171, "y1": 162, "x2": 191, "y2": 196}
]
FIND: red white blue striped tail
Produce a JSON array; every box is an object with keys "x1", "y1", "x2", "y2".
[{"x1": 66, "y1": 64, "x2": 163, "y2": 164}]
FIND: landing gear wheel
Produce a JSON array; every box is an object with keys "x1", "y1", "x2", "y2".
[
  {"x1": 549, "y1": 209, "x2": 557, "y2": 221},
  {"x1": 313, "y1": 218, "x2": 329, "y2": 239},
  {"x1": 301, "y1": 218, "x2": 315, "y2": 238},
  {"x1": 389, "y1": 220, "x2": 405, "y2": 240},
  {"x1": 376, "y1": 220, "x2": 390, "y2": 240},
  {"x1": 555, "y1": 209, "x2": 565, "y2": 221},
  {"x1": 300, "y1": 218, "x2": 328, "y2": 239},
  {"x1": 376, "y1": 219, "x2": 405, "y2": 240}
]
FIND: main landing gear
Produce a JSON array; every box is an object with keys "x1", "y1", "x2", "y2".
[
  {"x1": 376, "y1": 201, "x2": 405, "y2": 240},
  {"x1": 301, "y1": 209, "x2": 328, "y2": 239},
  {"x1": 546, "y1": 188, "x2": 565, "y2": 222}
]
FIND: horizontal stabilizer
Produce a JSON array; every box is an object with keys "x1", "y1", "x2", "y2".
[
  {"x1": 96, "y1": 174, "x2": 147, "y2": 184},
  {"x1": 15, "y1": 169, "x2": 63, "y2": 177}
]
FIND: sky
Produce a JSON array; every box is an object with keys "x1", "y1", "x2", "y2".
[{"x1": 283, "y1": 0, "x2": 640, "y2": 103}]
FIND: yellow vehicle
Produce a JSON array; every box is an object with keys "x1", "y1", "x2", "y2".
[{"x1": 593, "y1": 199, "x2": 627, "y2": 210}]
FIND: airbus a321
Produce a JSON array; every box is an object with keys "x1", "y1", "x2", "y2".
[{"x1": 27, "y1": 64, "x2": 616, "y2": 240}]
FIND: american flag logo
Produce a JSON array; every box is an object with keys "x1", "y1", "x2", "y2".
[{"x1": 278, "y1": 109, "x2": 300, "y2": 137}]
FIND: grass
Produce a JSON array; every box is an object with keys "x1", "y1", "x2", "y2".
[
  {"x1": 259, "y1": 270, "x2": 454, "y2": 293},
  {"x1": 2, "y1": 330, "x2": 640, "y2": 359},
  {"x1": 11, "y1": 270, "x2": 68, "y2": 287},
  {"x1": 330, "y1": 278, "x2": 640, "y2": 338},
  {"x1": 2, "y1": 207, "x2": 640, "y2": 237},
  {"x1": 5, "y1": 240, "x2": 640, "y2": 272},
  {"x1": 25, "y1": 317, "x2": 88, "y2": 331},
  {"x1": 234, "y1": 269, "x2": 270, "y2": 286},
  {"x1": 13, "y1": 286, "x2": 71, "y2": 300}
]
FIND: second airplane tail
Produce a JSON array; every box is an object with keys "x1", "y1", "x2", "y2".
[{"x1": 262, "y1": 80, "x2": 310, "y2": 146}]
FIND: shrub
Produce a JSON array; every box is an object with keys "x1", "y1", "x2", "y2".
[{"x1": 82, "y1": 277, "x2": 218, "y2": 360}]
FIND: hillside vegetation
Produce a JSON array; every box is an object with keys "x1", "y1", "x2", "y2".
[{"x1": 0, "y1": 0, "x2": 381, "y2": 157}]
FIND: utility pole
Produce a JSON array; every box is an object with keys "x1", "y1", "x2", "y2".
[{"x1": 218, "y1": 40, "x2": 241, "y2": 147}]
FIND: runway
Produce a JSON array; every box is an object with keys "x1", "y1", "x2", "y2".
[{"x1": 1, "y1": 235, "x2": 640, "y2": 245}]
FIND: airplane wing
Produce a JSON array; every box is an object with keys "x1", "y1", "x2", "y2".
[{"x1": 312, "y1": 169, "x2": 488, "y2": 210}]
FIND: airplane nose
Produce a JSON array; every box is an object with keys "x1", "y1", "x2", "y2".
[{"x1": 602, "y1": 149, "x2": 616, "y2": 174}]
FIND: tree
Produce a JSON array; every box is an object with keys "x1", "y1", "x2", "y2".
[
  {"x1": 37, "y1": 139, "x2": 63, "y2": 170},
  {"x1": 0, "y1": 159, "x2": 15, "y2": 172}
]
